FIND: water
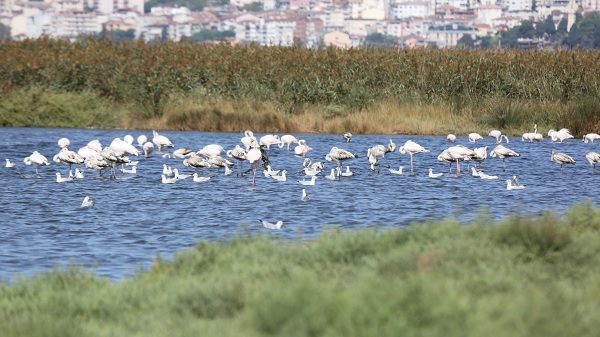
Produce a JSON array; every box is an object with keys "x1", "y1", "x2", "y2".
[{"x1": 1, "y1": 128, "x2": 598, "y2": 282}]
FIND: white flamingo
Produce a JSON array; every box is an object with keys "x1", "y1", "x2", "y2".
[
  {"x1": 488, "y1": 130, "x2": 509, "y2": 143},
  {"x1": 24, "y1": 151, "x2": 50, "y2": 176},
  {"x1": 490, "y1": 145, "x2": 520, "y2": 172},
  {"x1": 550, "y1": 149, "x2": 575, "y2": 171},
  {"x1": 399, "y1": 140, "x2": 430, "y2": 174},
  {"x1": 279, "y1": 134, "x2": 299, "y2": 150},
  {"x1": 343, "y1": 132, "x2": 352, "y2": 143},
  {"x1": 241, "y1": 130, "x2": 256, "y2": 151},
  {"x1": 152, "y1": 130, "x2": 174, "y2": 151},
  {"x1": 53, "y1": 147, "x2": 84, "y2": 170},
  {"x1": 57, "y1": 137, "x2": 70, "y2": 148},
  {"x1": 259, "y1": 134, "x2": 281, "y2": 149},
  {"x1": 446, "y1": 134, "x2": 456, "y2": 142},
  {"x1": 137, "y1": 134, "x2": 148, "y2": 147},
  {"x1": 173, "y1": 148, "x2": 195, "y2": 158},
  {"x1": 548, "y1": 128, "x2": 573, "y2": 143},
  {"x1": 468, "y1": 133, "x2": 483, "y2": 142},
  {"x1": 197, "y1": 144, "x2": 225, "y2": 158},
  {"x1": 446, "y1": 145, "x2": 476, "y2": 174},
  {"x1": 294, "y1": 139, "x2": 312, "y2": 157},
  {"x1": 246, "y1": 143, "x2": 262, "y2": 186},
  {"x1": 583, "y1": 133, "x2": 600, "y2": 143},
  {"x1": 123, "y1": 135, "x2": 134, "y2": 145}
]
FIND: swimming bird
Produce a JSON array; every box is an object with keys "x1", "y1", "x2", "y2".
[
  {"x1": 388, "y1": 166, "x2": 404, "y2": 175},
  {"x1": 343, "y1": 132, "x2": 352, "y2": 143},
  {"x1": 57, "y1": 137, "x2": 70, "y2": 149},
  {"x1": 506, "y1": 179, "x2": 525, "y2": 190},
  {"x1": 279, "y1": 134, "x2": 299, "y2": 150},
  {"x1": 447, "y1": 134, "x2": 456, "y2": 142},
  {"x1": 339, "y1": 166, "x2": 354, "y2": 177},
  {"x1": 585, "y1": 152, "x2": 600, "y2": 171},
  {"x1": 299, "y1": 175, "x2": 317, "y2": 186},
  {"x1": 399, "y1": 140, "x2": 430, "y2": 174},
  {"x1": 550, "y1": 149, "x2": 575, "y2": 171},
  {"x1": 24, "y1": 151, "x2": 50, "y2": 177},
  {"x1": 301, "y1": 189, "x2": 309, "y2": 201},
  {"x1": 161, "y1": 174, "x2": 177, "y2": 184},
  {"x1": 224, "y1": 165, "x2": 233, "y2": 176},
  {"x1": 302, "y1": 158, "x2": 325, "y2": 171},
  {"x1": 488, "y1": 130, "x2": 509, "y2": 143},
  {"x1": 259, "y1": 219, "x2": 284, "y2": 229},
  {"x1": 5, "y1": 159, "x2": 15, "y2": 168},
  {"x1": 73, "y1": 168, "x2": 84, "y2": 179},
  {"x1": 163, "y1": 164, "x2": 174, "y2": 176},
  {"x1": 490, "y1": 145, "x2": 520, "y2": 172},
  {"x1": 152, "y1": 130, "x2": 174, "y2": 151},
  {"x1": 325, "y1": 147, "x2": 358, "y2": 180},
  {"x1": 192, "y1": 173, "x2": 212, "y2": 182},
  {"x1": 468, "y1": 133, "x2": 483, "y2": 142},
  {"x1": 271, "y1": 170, "x2": 287, "y2": 182},
  {"x1": 55, "y1": 172, "x2": 73, "y2": 183},
  {"x1": 583, "y1": 133, "x2": 600, "y2": 143},
  {"x1": 173, "y1": 168, "x2": 192, "y2": 180},
  {"x1": 81, "y1": 196, "x2": 95, "y2": 207},
  {"x1": 120, "y1": 165, "x2": 137, "y2": 174},
  {"x1": 428, "y1": 168, "x2": 443, "y2": 178},
  {"x1": 324, "y1": 168, "x2": 337, "y2": 180},
  {"x1": 470, "y1": 167, "x2": 480, "y2": 177},
  {"x1": 263, "y1": 165, "x2": 281, "y2": 177},
  {"x1": 478, "y1": 171, "x2": 498, "y2": 180}
]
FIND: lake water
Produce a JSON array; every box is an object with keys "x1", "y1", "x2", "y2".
[{"x1": 1, "y1": 127, "x2": 598, "y2": 282}]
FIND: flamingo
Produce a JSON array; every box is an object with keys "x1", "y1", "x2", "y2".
[
  {"x1": 207, "y1": 156, "x2": 234, "y2": 171},
  {"x1": 259, "y1": 219, "x2": 284, "y2": 229},
  {"x1": 86, "y1": 140, "x2": 102, "y2": 152},
  {"x1": 548, "y1": 129, "x2": 573, "y2": 143},
  {"x1": 446, "y1": 145, "x2": 476, "y2": 174},
  {"x1": 325, "y1": 147, "x2": 358, "y2": 180},
  {"x1": 343, "y1": 132, "x2": 352, "y2": 143},
  {"x1": 246, "y1": 143, "x2": 262, "y2": 186},
  {"x1": 152, "y1": 130, "x2": 174, "y2": 151},
  {"x1": 399, "y1": 140, "x2": 430, "y2": 174},
  {"x1": 550, "y1": 149, "x2": 575, "y2": 171},
  {"x1": 488, "y1": 130, "x2": 509, "y2": 143},
  {"x1": 24, "y1": 151, "x2": 50, "y2": 177},
  {"x1": 123, "y1": 134, "x2": 134, "y2": 145},
  {"x1": 81, "y1": 196, "x2": 95, "y2": 207},
  {"x1": 198, "y1": 144, "x2": 225, "y2": 158},
  {"x1": 241, "y1": 130, "x2": 256, "y2": 151},
  {"x1": 301, "y1": 189, "x2": 309, "y2": 201},
  {"x1": 259, "y1": 134, "x2": 281, "y2": 149},
  {"x1": 294, "y1": 139, "x2": 312, "y2": 157},
  {"x1": 472, "y1": 146, "x2": 488, "y2": 166},
  {"x1": 110, "y1": 138, "x2": 139, "y2": 157},
  {"x1": 583, "y1": 133, "x2": 600, "y2": 143},
  {"x1": 447, "y1": 134, "x2": 456, "y2": 142},
  {"x1": 428, "y1": 168, "x2": 443, "y2": 178},
  {"x1": 279, "y1": 134, "x2": 299, "y2": 150},
  {"x1": 137, "y1": 134, "x2": 148, "y2": 147},
  {"x1": 490, "y1": 145, "x2": 520, "y2": 172},
  {"x1": 143, "y1": 142, "x2": 154, "y2": 158},
  {"x1": 585, "y1": 152, "x2": 600, "y2": 171},
  {"x1": 53, "y1": 147, "x2": 84, "y2": 171},
  {"x1": 227, "y1": 145, "x2": 248, "y2": 175},
  {"x1": 183, "y1": 154, "x2": 211, "y2": 172},
  {"x1": 173, "y1": 148, "x2": 195, "y2": 158},
  {"x1": 468, "y1": 133, "x2": 483, "y2": 142},
  {"x1": 57, "y1": 137, "x2": 70, "y2": 148}
]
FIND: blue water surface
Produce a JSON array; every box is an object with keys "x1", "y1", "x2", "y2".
[{"x1": 0, "y1": 128, "x2": 598, "y2": 282}]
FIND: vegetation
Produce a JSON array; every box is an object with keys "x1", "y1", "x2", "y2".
[
  {"x1": 189, "y1": 29, "x2": 235, "y2": 43},
  {"x1": 2, "y1": 202, "x2": 600, "y2": 336},
  {"x1": 0, "y1": 38, "x2": 599, "y2": 135}
]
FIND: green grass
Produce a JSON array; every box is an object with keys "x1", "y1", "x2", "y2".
[{"x1": 2, "y1": 201, "x2": 600, "y2": 336}]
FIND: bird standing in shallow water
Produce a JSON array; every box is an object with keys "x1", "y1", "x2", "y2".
[
  {"x1": 585, "y1": 152, "x2": 600, "y2": 171},
  {"x1": 551, "y1": 149, "x2": 575, "y2": 171}
]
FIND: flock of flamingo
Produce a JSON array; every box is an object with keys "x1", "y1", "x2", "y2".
[{"x1": 4, "y1": 126, "x2": 600, "y2": 218}]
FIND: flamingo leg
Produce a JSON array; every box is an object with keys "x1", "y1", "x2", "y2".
[
  {"x1": 502, "y1": 159, "x2": 506, "y2": 172},
  {"x1": 410, "y1": 154, "x2": 414, "y2": 174},
  {"x1": 456, "y1": 159, "x2": 460, "y2": 175}
]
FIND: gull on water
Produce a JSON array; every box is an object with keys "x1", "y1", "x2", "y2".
[
  {"x1": 55, "y1": 172, "x2": 73, "y2": 183},
  {"x1": 301, "y1": 188, "x2": 310, "y2": 201},
  {"x1": 506, "y1": 179, "x2": 525, "y2": 190},
  {"x1": 428, "y1": 168, "x2": 443, "y2": 178},
  {"x1": 299, "y1": 175, "x2": 317, "y2": 186},
  {"x1": 192, "y1": 173, "x2": 211, "y2": 183},
  {"x1": 324, "y1": 168, "x2": 337, "y2": 181},
  {"x1": 271, "y1": 170, "x2": 287, "y2": 182},
  {"x1": 5, "y1": 159, "x2": 15, "y2": 168},
  {"x1": 161, "y1": 174, "x2": 177, "y2": 184},
  {"x1": 388, "y1": 166, "x2": 404, "y2": 175},
  {"x1": 81, "y1": 196, "x2": 95, "y2": 207},
  {"x1": 259, "y1": 219, "x2": 284, "y2": 229}
]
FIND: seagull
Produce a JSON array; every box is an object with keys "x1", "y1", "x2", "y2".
[
  {"x1": 343, "y1": 132, "x2": 352, "y2": 143},
  {"x1": 73, "y1": 168, "x2": 84, "y2": 179},
  {"x1": 173, "y1": 168, "x2": 192, "y2": 180},
  {"x1": 339, "y1": 166, "x2": 354, "y2": 177},
  {"x1": 263, "y1": 164, "x2": 281, "y2": 177},
  {"x1": 471, "y1": 167, "x2": 480, "y2": 177},
  {"x1": 388, "y1": 166, "x2": 403, "y2": 175},
  {"x1": 271, "y1": 170, "x2": 287, "y2": 182},
  {"x1": 301, "y1": 189, "x2": 310, "y2": 201},
  {"x1": 324, "y1": 168, "x2": 337, "y2": 180},
  {"x1": 5, "y1": 159, "x2": 15, "y2": 168},
  {"x1": 325, "y1": 147, "x2": 358, "y2": 180},
  {"x1": 120, "y1": 165, "x2": 137, "y2": 174},
  {"x1": 161, "y1": 174, "x2": 177, "y2": 184},
  {"x1": 81, "y1": 196, "x2": 95, "y2": 207},
  {"x1": 224, "y1": 165, "x2": 233, "y2": 176},
  {"x1": 585, "y1": 152, "x2": 600, "y2": 171},
  {"x1": 551, "y1": 149, "x2": 575, "y2": 171},
  {"x1": 428, "y1": 168, "x2": 443, "y2": 178},
  {"x1": 192, "y1": 173, "x2": 212, "y2": 182},
  {"x1": 55, "y1": 172, "x2": 73, "y2": 183},
  {"x1": 506, "y1": 179, "x2": 525, "y2": 190},
  {"x1": 259, "y1": 219, "x2": 284, "y2": 229},
  {"x1": 399, "y1": 140, "x2": 429, "y2": 174},
  {"x1": 479, "y1": 172, "x2": 498, "y2": 180},
  {"x1": 299, "y1": 175, "x2": 317, "y2": 186},
  {"x1": 490, "y1": 145, "x2": 520, "y2": 172}
]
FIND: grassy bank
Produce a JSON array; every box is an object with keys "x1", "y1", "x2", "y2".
[
  {"x1": 1, "y1": 39, "x2": 600, "y2": 134},
  {"x1": 2, "y1": 202, "x2": 600, "y2": 337}
]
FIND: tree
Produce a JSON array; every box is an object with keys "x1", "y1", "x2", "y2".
[
  {"x1": 363, "y1": 33, "x2": 397, "y2": 48},
  {"x1": 536, "y1": 15, "x2": 556, "y2": 38},
  {"x1": 189, "y1": 30, "x2": 235, "y2": 43},
  {"x1": 457, "y1": 34, "x2": 475, "y2": 49},
  {"x1": 241, "y1": 2, "x2": 262, "y2": 11}
]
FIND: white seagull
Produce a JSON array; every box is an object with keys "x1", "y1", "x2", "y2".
[
  {"x1": 301, "y1": 189, "x2": 310, "y2": 201},
  {"x1": 324, "y1": 168, "x2": 337, "y2": 180},
  {"x1": 388, "y1": 166, "x2": 404, "y2": 175},
  {"x1": 161, "y1": 174, "x2": 177, "y2": 184},
  {"x1": 81, "y1": 196, "x2": 95, "y2": 207},
  {"x1": 271, "y1": 170, "x2": 287, "y2": 182},
  {"x1": 299, "y1": 175, "x2": 317, "y2": 186},
  {"x1": 259, "y1": 219, "x2": 284, "y2": 229},
  {"x1": 428, "y1": 168, "x2": 443, "y2": 178},
  {"x1": 506, "y1": 179, "x2": 525, "y2": 190},
  {"x1": 193, "y1": 173, "x2": 212, "y2": 182},
  {"x1": 5, "y1": 159, "x2": 15, "y2": 168},
  {"x1": 55, "y1": 172, "x2": 73, "y2": 183}
]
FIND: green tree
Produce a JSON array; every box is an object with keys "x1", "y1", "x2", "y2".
[
  {"x1": 363, "y1": 33, "x2": 397, "y2": 48},
  {"x1": 241, "y1": 2, "x2": 262, "y2": 10},
  {"x1": 457, "y1": 34, "x2": 475, "y2": 49},
  {"x1": 0, "y1": 23, "x2": 10, "y2": 40},
  {"x1": 536, "y1": 15, "x2": 556, "y2": 38},
  {"x1": 189, "y1": 30, "x2": 235, "y2": 42}
]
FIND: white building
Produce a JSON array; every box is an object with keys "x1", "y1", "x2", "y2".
[
  {"x1": 235, "y1": 12, "x2": 296, "y2": 46},
  {"x1": 52, "y1": 10, "x2": 102, "y2": 39},
  {"x1": 390, "y1": 2, "x2": 429, "y2": 19}
]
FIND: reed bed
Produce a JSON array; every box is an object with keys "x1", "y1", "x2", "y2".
[
  {"x1": 1, "y1": 38, "x2": 599, "y2": 134},
  {"x1": 2, "y1": 202, "x2": 600, "y2": 337}
]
